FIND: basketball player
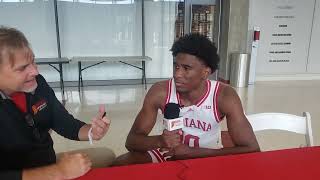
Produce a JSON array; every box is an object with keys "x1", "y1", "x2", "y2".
[{"x1": 113, "y1": 34, "x2": 260, "y2": 165}]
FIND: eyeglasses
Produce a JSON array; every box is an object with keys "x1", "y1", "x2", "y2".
[{"x1": 25, "y1": 114, "x2": 41, "y2": 140}]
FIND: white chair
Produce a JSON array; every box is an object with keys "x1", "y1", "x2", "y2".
[{"x1": 246, "y1": 112, "x2": 314, "y2": 147}]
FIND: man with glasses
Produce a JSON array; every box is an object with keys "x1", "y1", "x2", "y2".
[{"x1": 0, "y1": 27, "x2": 111, "y2": 180}]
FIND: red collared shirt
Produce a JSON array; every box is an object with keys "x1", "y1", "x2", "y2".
[{"x1": 10, "y1": 92, "x2": 27, "y2": 113}]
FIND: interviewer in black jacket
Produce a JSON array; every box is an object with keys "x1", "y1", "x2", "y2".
[{"x1": 0, "y1": 26, "x2": 111, "y2": 180}]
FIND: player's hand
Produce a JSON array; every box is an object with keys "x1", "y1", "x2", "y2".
[
  {"x1": 56, "y1": 153, "x2": 92, "y2": 179},
  {"x1": 160, "y1": 129, "x2": 182, "y2": 149},
  {"x1": 90, "y1": 105, "x2": 111, "y2": 140},
  {"x1": 164, "y1": 144, "x2": 195, "y2": 160}
]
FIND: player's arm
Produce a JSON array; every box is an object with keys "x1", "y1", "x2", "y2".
[
  {"x1": 166, "y1": 84, "x2": 260, "y2": 160},
  {"x1": 125, "y1": 81, "x2": 167, "y2": 152},
  {"x1": 218, "y1": 84, "x2": 260, "y2": 153}
]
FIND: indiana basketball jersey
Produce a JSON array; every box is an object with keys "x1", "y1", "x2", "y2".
[{"x1": 165, "y1": 79, "x2": 223, "y2": 149}]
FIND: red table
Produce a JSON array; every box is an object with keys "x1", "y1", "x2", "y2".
[{"x1": 77, "y1": 146, "x2": 320, "y2": 180}]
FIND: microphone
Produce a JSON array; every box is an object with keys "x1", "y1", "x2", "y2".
[
  {"x1": 163, "y1": 103, "x2": 184, "y2": 131},
  {"x1": 164, "y1": 103, "x2": 180, "y2": 119}
]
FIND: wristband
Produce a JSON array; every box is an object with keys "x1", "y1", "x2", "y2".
[{"x1": 88, "y1": 127, "x2": 93, "y2": 145}]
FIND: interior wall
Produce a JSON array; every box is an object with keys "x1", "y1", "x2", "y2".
[
  {"x1": 0, "y1": 1, "x2": 58, "y2": 57},
  {"x1": 307, "y1": 0, "x2": 320, "y2": 73},
  {"x1": 0, "y1": 0, "x2": 176, "y2": 82},
  {"x1": 218, "y1": 0, "x2": 250, "y2": 82},
  {"x1": 249, "y1": 0, "x2": 315, "y2": 76}
]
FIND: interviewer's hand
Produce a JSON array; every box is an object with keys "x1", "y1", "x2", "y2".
[
  {"x1": 91, "y1": 105, "x2": 111, "y2": 140},
  {"x1": 56, "y1": 153, "x2": 92, "y2": 179}
]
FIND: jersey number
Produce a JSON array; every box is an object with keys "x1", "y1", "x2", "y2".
[{"x1": 184, "y1": 134, "x2": 200, "y2": 148}]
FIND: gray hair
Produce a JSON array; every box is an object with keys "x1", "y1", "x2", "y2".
[{"x1": 0, "y1": 26, "x2": 30, "y2": 65}]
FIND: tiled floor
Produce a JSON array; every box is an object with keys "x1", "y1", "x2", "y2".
[{"x1": 51, "y1": 80, "x2": 320, "y2": 156}]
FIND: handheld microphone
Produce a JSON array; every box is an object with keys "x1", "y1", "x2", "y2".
[{"x1": 163, "y1": 103, "x2": 184, "y2": 131}]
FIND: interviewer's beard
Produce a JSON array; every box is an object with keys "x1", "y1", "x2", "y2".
[{"x1": 22, "y1": 83, "x2": 38, "y2": 93}]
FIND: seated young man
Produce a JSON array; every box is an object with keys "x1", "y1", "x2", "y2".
[{"x1": 113, "y1": 34, "x2": 260, "y2": 165}]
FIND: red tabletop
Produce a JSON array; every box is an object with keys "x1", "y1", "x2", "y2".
[{"x1": 76, "y1": 146, "x2": 320, "y2": 180}]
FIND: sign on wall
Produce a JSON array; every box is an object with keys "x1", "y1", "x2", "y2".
[{"x1": 251, "y1": 0, "x2": 315, "y2": 75}]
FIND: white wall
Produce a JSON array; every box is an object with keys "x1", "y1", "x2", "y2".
[
  {"x1": 0, "y1": 1, "x2": 58, "y2": 57},
  {"x1": 0, "y1": 0, "x2": 176, "y2": 82},
  {"x1": 57, "y1": 1, "x2": 144, "y2": 81},
  {"x1": 307, "y1": 0, "x2": 320, "y2": 73},
  {"x1": 144, "y1": 1, "x2": 176, "y2": 79},
  {"x1": 249, "y1": 0, "x2": 316, "y2": 76},
  {"x1": 58, "y1": 2, "x2": 142, "y2": 57}
]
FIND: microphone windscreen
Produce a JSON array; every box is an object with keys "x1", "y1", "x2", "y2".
[{"x1": 164, "y1": 103, "x2": 180, "y2": 119}]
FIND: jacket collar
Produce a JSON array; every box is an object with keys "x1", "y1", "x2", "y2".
[
  {"x1": 0, "y1": 90, "x2": 9, "y2": 100},
  {"x1": 0, "y1": 90, "x2": 35, "y2": 100}
]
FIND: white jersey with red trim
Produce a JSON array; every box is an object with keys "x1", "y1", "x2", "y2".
[{"x1": 165, "y1": 79, "x2": 223, "y2": 149}]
